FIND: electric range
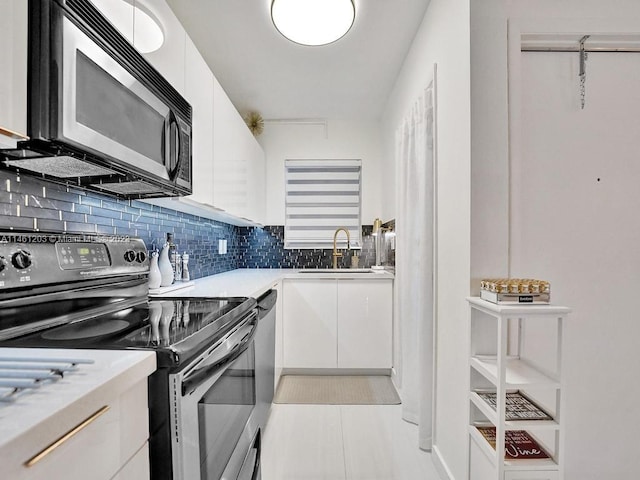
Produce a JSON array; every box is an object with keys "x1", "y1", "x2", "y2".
[{"x1": 0, "y1": 232, "x2": 262, "y2": 480}]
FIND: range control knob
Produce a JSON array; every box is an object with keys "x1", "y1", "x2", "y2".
[
  {"x1": 135, "y1": 251, "x2": 147, "y2": 263},
  {"x1": 0, "y1": 256, "x2": 6, "y2": 273},
  {"x1": 12, "y1": 249, "x2": 32, "y2": 270},
  {"x1": 124, "y1": 250, "x2": 136, "y2": 263}
]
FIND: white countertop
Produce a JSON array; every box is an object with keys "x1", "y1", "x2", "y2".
[
  {"x1": 149, "y1": 268, "x2": 395, "y2": 299},
  {"x1": 0, "y1": 268, "x2": 392, "y2": 463},
  {"x1": 0, "y1": 348, "x2": 156, "y2": 451}
]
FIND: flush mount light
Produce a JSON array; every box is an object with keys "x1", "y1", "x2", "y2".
[
  {"x1": 271, "y1": 0, "x2": 355, "y2": 46},
  {"x1": 132, "y1": 7, "x2": 165, "y2": 54}
]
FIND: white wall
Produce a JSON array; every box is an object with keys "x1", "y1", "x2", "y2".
[
  {"x1": 256, "y1": 2, "x2": 640, "y2": 479},
  {"x1": 257, "y1": 119, "x2": 383, "y2": 226},
  {"x1": 489, "y1": 1, "x2": 640, "y2": 478},
  {"x1": 470, "y1": 0, "x2": 510, "y2": 289},
  {"x1": 381, "y1": 0, "x2": 471, "y2": 478},
  {"x1": 382, "y1": 1, "x2": 640, "y2": 479},
  {"x1": 508, "y1": 0, "x2": 640, "y2": 20},
  {"x1": 510, "y1": 33, "x2": 640, "y2": 480}
]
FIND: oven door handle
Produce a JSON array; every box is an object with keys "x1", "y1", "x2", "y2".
[
  {"x1": 181, "y1": 310, "x2": 258, "y2": 396},
  {"x1": 238, "y1": 429, "x2": 261, "y2": 480}
]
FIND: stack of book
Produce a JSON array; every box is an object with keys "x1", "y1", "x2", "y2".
[
  {"x1": 480, "y1": 278, "x2": 550, "y2": 304},
  {"x1": 475, "y1": 426, "x2": 550, "y2": 460},
  {"x1": 475, "y1": 390, "x2": 552, "y2": 421},
  {"x1": 474, "y1": 390, "x2": 553, "y2": 460}
]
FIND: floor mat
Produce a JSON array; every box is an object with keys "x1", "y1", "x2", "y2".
[{"x1": 273, "y1": 375, "x2": 401, "y2": 405}]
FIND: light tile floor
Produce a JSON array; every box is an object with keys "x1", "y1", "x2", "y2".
[{"x1": 262, "y1": 404, "x2": 442, "y2": 479}]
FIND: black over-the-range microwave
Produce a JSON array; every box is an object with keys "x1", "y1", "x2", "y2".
[{"x1": 0, "y1": 0, "x2": 192, "y2": 198}]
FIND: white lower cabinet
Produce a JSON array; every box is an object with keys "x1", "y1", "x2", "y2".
[
  {"x1": 282, "y1": 278, "x2": 393, "y2": 370},
  {"x1": 3, "y1": 379, "x2": 150, "y2": 480},
  {"x1": 337, "y1": 279, "x2": 393, "y2": 368},
  {"x1": 112, "y1": 443, "x2": 150, "y2": 480},
  {"x1": 273, "y1": 280, "x2": 284, "y2": 387},
  {"x1": 283, "y1": 279, "x2": 337, "y2": 368}
]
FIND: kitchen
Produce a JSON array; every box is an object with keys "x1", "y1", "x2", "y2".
[{"x1": 1, "y1": 1, "x2": 640, "y2": 480}]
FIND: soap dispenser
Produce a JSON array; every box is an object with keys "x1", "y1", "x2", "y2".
[{"x1": 181, "y1": 253, "x2": 190, "y2": 281}]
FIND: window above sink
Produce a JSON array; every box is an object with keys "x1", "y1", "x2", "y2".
[{"x1": 284, "y1": 159, "x2": 362, "y2": 250}]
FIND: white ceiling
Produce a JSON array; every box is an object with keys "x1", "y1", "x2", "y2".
[{"x1": 166, "y1": 0, "x2": 431, "y2": 121}]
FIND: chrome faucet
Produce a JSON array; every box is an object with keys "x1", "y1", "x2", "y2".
[{"x1": 332, "y1": 227, "x2": 351, "y2": 269}]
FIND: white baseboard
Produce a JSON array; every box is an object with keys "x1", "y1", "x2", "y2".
[
  {"x1": 390, "y1": 367, "x2": 403, "y2": 399},
  {"x1": 390, "y1": 366, "x2": 399, "y2": 385},
  {"x1": 281, "y1": 368, "x2": 392, "y2": 376},
  {"x1": 431, "y1": 444, "x2": 455, "y2": 480}
]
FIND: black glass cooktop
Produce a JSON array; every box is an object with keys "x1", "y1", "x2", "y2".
[{"x1": 0, "y1": 296, "x2": 256, "y2": 367}]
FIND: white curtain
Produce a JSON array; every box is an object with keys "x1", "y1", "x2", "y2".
[{"x1": 395, "y1": 75, "x2": 435, "y2": 451}]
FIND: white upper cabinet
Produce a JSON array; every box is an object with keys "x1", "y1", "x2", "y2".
[
  {"x1": 184, "y1": 36, "x2": 214, "y2": 207},
  {"x1": 213, "y1": 78, "x2": 266, "y2": 224},
  {"x1": 0, "y1": 0, "x2": 28, "y2": 147},
  {"x1": 213, "y1": 78, "x2": 244, "y2": 216},
  {"x1": 135, "y1": 0, "x2": 186, "y2": 95},
  {"x1": 2, "y1": 0, "x2": 265, "y2": 224},
  {"x1": 246, "y1": 132, "x2": 266, "y2": 224},
  {"x1": 212, "y1": 77, "x2": 240, "y2": 214}
]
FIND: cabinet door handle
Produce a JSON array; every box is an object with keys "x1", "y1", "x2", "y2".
[
  {"x1": 24, "y1": 405, "x2": 110, "y2": 467},
  {"x1": 0, "y1": 126, "x2": 29, "y2": 140}
]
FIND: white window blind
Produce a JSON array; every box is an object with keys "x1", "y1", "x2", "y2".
[{"x1": 285, "y1": 159, "x2": 362, "y2": 249}]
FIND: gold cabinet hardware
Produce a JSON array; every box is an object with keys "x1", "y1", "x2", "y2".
[
  {"x1": 24, "y1": 405, "x2": 110, "y2": 468},
  {"x1": 0, "y1": 126, "x2": 29, "y2": 141}
]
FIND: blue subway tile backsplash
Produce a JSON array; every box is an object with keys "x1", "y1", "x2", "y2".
[
  {"x1": 0, "y1": 171, "x2": 391, "y2": 278},
  {"x1": 1, "y1": 171, "x2": 239, "y2": 278},
  {"x1": 236, "y1": 225, "x2": 378, "y2": 269}
]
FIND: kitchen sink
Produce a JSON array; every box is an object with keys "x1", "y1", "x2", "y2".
[{"x1": 297, "y1": 269, "x2": 375, "y2": 274}]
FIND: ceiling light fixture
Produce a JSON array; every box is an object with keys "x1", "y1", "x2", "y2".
[{"x1": 271, "y1": 0, "x2": 355, "y2": 46}]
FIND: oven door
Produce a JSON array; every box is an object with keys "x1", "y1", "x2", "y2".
[
  {"x1": 170, "y1": 309, "x2": 261, "y2": 480},
  {"x1": 59, "y1": 12, "x2": 185, "y2": 183}
]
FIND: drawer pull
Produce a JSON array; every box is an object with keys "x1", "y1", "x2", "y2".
[
  {"x1": 24, "y1": 405, "x2": 110, "y2": 467},
  {"x1": 0, "y1": 126, "x2": 29, "y2": 140}
]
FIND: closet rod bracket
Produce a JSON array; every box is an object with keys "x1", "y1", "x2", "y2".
[{"x1": 579, "y1": 35, "x2": 590, "y2": 109}]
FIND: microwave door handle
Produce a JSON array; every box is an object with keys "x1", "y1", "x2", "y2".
[
  {"x1": 166, "y1": 110, "x2": 181, "y2": 181},
  {"x1": 174, "y1": 113, "x2": 182, "y2": 179},
  {"x1": 161, "y1": 115, "x2": 166, "y2": 164},
  {"x1": 181, "y1": 311, "x2": 259, "y2": 396}
]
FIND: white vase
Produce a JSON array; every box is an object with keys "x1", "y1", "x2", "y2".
[
  {"x1": 148, "y1": 251, "x2": 162, "y2": 289},
  {"x1": 148, "y1": 302, "x2": 162, "y2": 345},
  {"x1": 159, "y1": 300, "x2": 175, "y2": 344},
  {"x1": 158, "y1": 243, "x2": 174, "y2": 287}
]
